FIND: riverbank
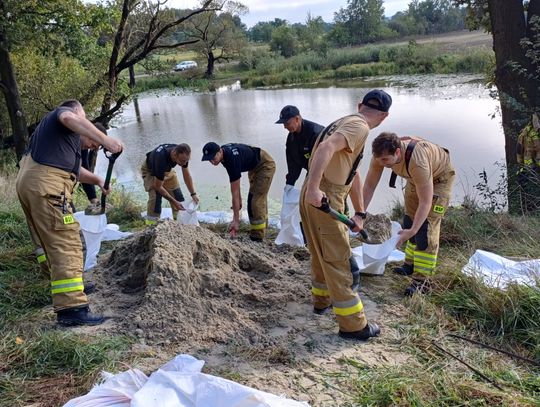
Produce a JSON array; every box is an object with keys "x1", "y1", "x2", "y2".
[
  {"x1": 134, "y1": 31, "x2": 494, "y2": 93},
  {"x1": 0, "y1": 165, "x2": 538, "y2": 406}
]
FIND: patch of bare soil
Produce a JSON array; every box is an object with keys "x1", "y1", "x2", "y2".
[{"x1": 79, "y1": 221, "x2": 412, "y2": 406}]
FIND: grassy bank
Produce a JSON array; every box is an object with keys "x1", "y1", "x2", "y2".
[
  {"x1": 133, "y1": 41, "x2": 493, "y2": 93},
  {"x1": 0, "y1": 159, "x2": 538, "y2": 405}
]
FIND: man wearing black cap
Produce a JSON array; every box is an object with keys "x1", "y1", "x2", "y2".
[
  {"x1": 202, "y1": 141, "x2": 275, "y2": 241},
  {"x1": 300, "y1": 89, "x2": 391, "y2": 341},
  {"x1": 276, "y1": 105, "x2": 362, "y2": 292},
  {"x1": 276, "y1": 105, "x2": 324, "y2": 188}
]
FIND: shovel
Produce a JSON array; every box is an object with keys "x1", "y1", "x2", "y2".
[
  {"x1": 315, "y1": 197, "x2": 374, "y2": 244},
  {"x1": 85, "y1": 150, "x2": 122, "y2": 216}
]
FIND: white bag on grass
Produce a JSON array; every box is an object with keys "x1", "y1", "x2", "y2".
[
  {"x1": 177, "y1": 200, "x2": 199, "y2": 226},
  {"x1": 275, "y1": 187, "x2": 304, "y2": 247}
]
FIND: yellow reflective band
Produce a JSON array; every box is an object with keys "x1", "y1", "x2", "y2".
[
  {"x1": 63, "y1": 214, "x2": 75, "y2": 224},
  {"x1": 52, "y1": 277, "x2": 83, "y2": 287},
  {"x1": 433, "y1": 205, "x2": 445, "y2": 214},
  {"x1": 51, "y1": 284, "x2": 84, "y2": 294},
  {"x1": 414, "y1": 252, "x2": 437, "y2": 261},
  {"x1": 37, "y1": 254, "x2": 47, "y2": 263},
  {"x1": 250, "y1": 222, "x2": 266, "y2": 230},
  {"x1": 312, "y1": 287, "x2": 329, "y2": 297},
  {"x1": 413, "y1": 266, "x2": 435, "y2": 276},
  {"x1": 333, "y1": 302, "x2": 364, "y2": 316}
]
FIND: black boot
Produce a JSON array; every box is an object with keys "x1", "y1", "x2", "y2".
[
  {"x1": 393, "y1": 263, "x2": 413, "y2": 276},
  {"x1": 83, "y1": 282, "x2": 96, "y2": 295},
  {"x1": 339, "y1": 322, "x2": 381, "y2": 341},
  {"x1": 404, "y1": 279, "x2": 431, "y2": 296},
  {"x1": 313, "y1": 305, "x2": 332, "y2": 315},
  {"x1": 57, "y1": 306, "x2": 105, "y2": 326}
]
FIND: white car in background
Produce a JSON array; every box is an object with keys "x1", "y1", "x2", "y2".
[{"x1": 174, "y1": 60, "x2": 198, "y2": 71}]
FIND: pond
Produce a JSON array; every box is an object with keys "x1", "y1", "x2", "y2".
[{"x1": 96, "y1": 74, "x2": 505, "y2": 217}]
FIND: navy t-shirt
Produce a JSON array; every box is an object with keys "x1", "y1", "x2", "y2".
[
  {"x1": 29, "y1": 107, "x2": 81, "y2": 175},
  {"x1": 221, "y1": 143, "x2": 261, "y2": 182},
  {"x1": 146, "y1": 144, "x2": 188, "y2": 181}
]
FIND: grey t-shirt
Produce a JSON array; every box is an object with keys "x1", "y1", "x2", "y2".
[{"x1": 29, "y1": 107, "x2": 81, "y2": 175}]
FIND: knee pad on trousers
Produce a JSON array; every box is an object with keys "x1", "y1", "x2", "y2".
[
  {"x1": 415, "y1": 219, "x2": 429, "y2": 251},
  {"x1": 172, "y1": 188, "x2": 184, "y2": 203},
  {"x1": 403, "y1": 215, "x2": 415, "y2": 244},
  {"x1": 247, "y1": 193, "x2": 254, "y2": 218}
]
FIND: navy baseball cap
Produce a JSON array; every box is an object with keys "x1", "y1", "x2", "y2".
[
  {"x1": 362, "y1": 89, "x2": 392, "y2": 112},
  {"x1": 276, "y1": 105, "x2": 300, "y2": 124},
  {"x1": 201, "y1": 142, "x2": 220, "y2": 161}
]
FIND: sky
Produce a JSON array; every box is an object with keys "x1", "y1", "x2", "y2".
[{"x1": 168, "y1": 0, "x2": 410, "y2": 27}]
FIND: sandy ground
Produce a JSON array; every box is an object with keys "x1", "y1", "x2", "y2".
[{"x1": 60, "y1": 221, "x2": 414, "y2": 406}]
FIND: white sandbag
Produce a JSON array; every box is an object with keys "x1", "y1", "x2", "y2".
[
  {"x1": 177, "y1": 200, "x2": 200, "y2": 226},
  {"x1": 352, "y1": 221, "x2": 404, "y2": 275},
  {"x1": 64, "y1": 354, "x2": 310, "y2": 407},
  {"x1": 461, "y1": 249, "x2": 540, "y2": 289},
  {"x1": 275, "y1": 187, "x2": 304, "y2": 247}
]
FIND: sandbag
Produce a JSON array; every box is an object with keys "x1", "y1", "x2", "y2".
[{"x1": 275, "y1": 187, "x2": 304, "y2": 247}]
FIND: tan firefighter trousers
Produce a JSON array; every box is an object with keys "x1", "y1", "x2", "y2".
[
  {"x1": 403, "y1": 171, "x2": 455, "y2": 280},
  {"x1": 247, "y1": 149, "x2": 276, "y2": 240},
  {"x1": 300, "y1": 177, "x2": 368, "y2": 332},
  {"x1": 141, "y1": 162, "x2": 184, "y2": 220},
  {"x1": 16, "y1": 155, "x2": 87, "y2": 311}
]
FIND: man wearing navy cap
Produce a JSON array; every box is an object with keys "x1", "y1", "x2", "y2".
[
  {"x1": 202, "y1": 141, "x2": 275, "y2": 241},
  {"x1": 300, "y1": 89, "x2": 391, "y2": 341}
]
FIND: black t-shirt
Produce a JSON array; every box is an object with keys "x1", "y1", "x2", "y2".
[
  {"x1": 221, "y1": 143, "x2": 261, "y2": 182},
  {"x1": 145, "y1": 144, "x2": 188, "y2": 181},
  {"x1": 29, "y1": 107, "x2": 81, "y2": 175},
  {"x1": 285, "y1": 119, "x2": 324, "y2": 186}
]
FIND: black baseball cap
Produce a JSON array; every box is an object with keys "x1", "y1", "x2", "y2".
[
  {"x1": 201, "y1": 142, "x2": 220, "y2": 161},
  {"x1": 276, "y1": 105, "x2": 300, "y2": 124},
  {"x1": 361, "y1": 89, "x2": 392, "y2": 112}
]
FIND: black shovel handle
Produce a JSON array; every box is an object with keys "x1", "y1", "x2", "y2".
[
  {"x1": 101, "y1": 150, "x2": 122, "y2": 212},
  {"x1": 315, "y1": 197, "x2": 369, "y2": 241}
]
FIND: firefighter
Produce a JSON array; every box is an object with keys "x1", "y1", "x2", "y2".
[
  {"x1": 202, "y1": 142, "x2": 275, "y2": 241},
  {"x1": 516, "y1": 113, "x2": 540, "y2": 213},
  {"x1": 141, "y1": 143, "x2": 199, "y2": 224},
  {"x1": 300, "y1": 89, "x2": 392, "y2": 341},
  {"x1": 16, "y1": 100, "x2": 123, "y2": 326},
  {"x1": 275, "y1": 105, "x2": 362, "y2": 292},
  {"x1": 363, "y1": 132, "x2": 455, "y2": 296}
]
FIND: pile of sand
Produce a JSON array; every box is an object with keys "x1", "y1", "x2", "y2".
[
  {"x1": 88, "y1": 222, "x2": 311, "y2": 345},
  {"x1": 363, "y1": 213, "x2": 393, "y2": 243}
]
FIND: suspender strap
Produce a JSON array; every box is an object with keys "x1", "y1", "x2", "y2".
[
  {"x1": 317, "y1": 115, "x2": 364, "y2": 186},
  {"x1": 389, "y1": 140, "x2": 417, "y2": 188}
]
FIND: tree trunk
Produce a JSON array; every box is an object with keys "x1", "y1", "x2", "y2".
[
  {"x1": 0, "y1": 29, "x2": 29, "y2": 160},
  {"x1": 487, "y1": 0, "x2": 531, "y2": 213},
  {"x1": 206, "y1": 51, "x2": 215, "y2": 77},
  {"x1": 129, "y1": 64, "x2": 136, "y2": 89}
]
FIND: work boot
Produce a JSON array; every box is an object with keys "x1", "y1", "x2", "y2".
[
  {"x1": 313, "y1": 305, "x2": 332, "y2": 315},
  {"x1": 393, "y1": 263, "x2": 413, "y2": 276},
  {"x1": 404, "y1": 279, "x2": 431, "y2": 296},
  {"x1": 338, "y1": 322, "x2": 381, "y2": 341},
  {"x1": 249, "y1": 235, "x2": 263, "y2": 242},
  {"x1": 57, "y1": 306, "x2": 105, "y2": 327},
  {"x1": 83, "y1": 282, "x2": 96, "y2": 295}
]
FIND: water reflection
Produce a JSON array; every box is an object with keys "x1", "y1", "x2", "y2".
[{"x1": 98, "y1": 75, "x2": 504, "y2": 215}]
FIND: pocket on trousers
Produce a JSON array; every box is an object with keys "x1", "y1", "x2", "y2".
[
  {"x1": 319, "y1": 225, "x2": 349, "y2": 262},
  {"x1": 46, "y1": 195, "x2": 79, "y2": 231}
]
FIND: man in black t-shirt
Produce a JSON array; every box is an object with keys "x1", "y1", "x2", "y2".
[
  {"x1": 202, "y1": 142, "x2": 275, "y2": 241},
  {"x1": 16, "y1": 99, "x2": 123, "y2": 327},
  {"x1": 141, "y1": 143, "x2": 198, "y2": 223}
]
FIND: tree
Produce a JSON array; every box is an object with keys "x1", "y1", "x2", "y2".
[
  {"x1": 332, "y1": 0, "x2": 385, "y2": 45},
  {"x1": 455, "y1": 0, "x2": 540, "y2": 212},
  {"x1": 270, "y1": 25, "x2": 298, "y2": 57},
  {"x1": 184, "y1": 2, "x2": 248, "y2": 77},
  {"x1": 296, "y1": 13, "x2": 329, "y2": 55}
]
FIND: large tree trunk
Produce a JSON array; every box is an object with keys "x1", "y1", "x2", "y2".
[
  {"x1": 206, "y1": 51, "x2": 215, "y2": 78},
  {"x1": 0, "y1": 29, "x2": 28, "y2": 160},
  {"x1": 487, "y1": 0, "x2": 532, "y2": 213}
]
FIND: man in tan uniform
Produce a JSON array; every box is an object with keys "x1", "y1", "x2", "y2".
[
  {"x1": 300, "y1": 89, "x2": 392, "y2": 341},
  {"x1": 16, "y1": 100, "x2": 123, "y2": 326},
  {"x1": 516, "y1": 113, "x2": 540, "y2": 213},
  {"x1": 363, "y1": 132, "x2": 455, "y2": 295},
  {"x1": 141, "y1": 143, "x2": 199, "y2": 224}
]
